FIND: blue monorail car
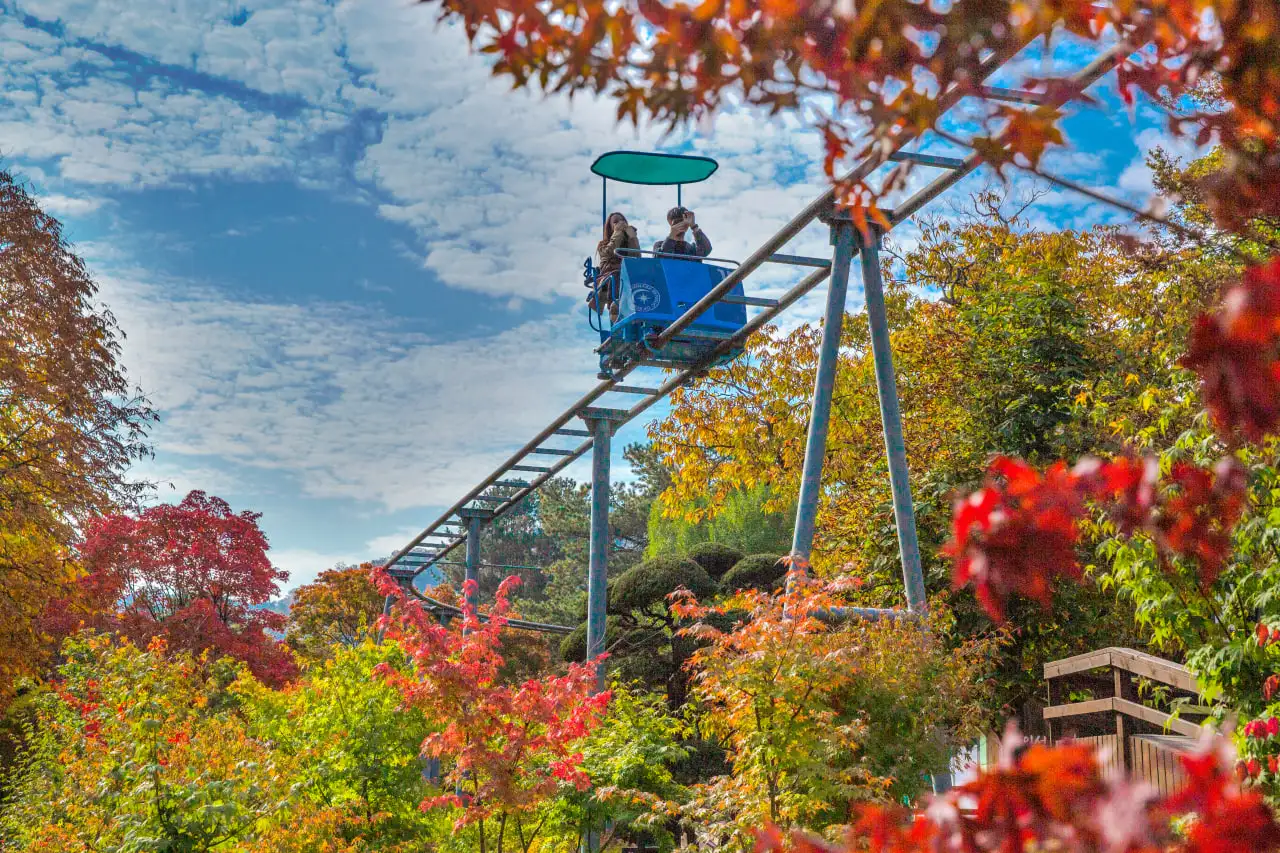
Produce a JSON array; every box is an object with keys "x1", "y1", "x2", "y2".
[{"x1": 585, "y1": 150, "x2": 748, "y2": 379}]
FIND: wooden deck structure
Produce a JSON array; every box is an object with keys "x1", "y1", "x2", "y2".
[{"x1": 1040, "y1": 647, "x2": 1213, "y2": 794}]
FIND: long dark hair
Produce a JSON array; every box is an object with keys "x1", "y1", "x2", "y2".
[{"x1": 599, "y1": 211, "x2": 628, "y2": 251}]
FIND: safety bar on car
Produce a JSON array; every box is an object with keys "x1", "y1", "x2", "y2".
[{"x1": 616, "y1": 247, "x2": 742, "y2": 267}]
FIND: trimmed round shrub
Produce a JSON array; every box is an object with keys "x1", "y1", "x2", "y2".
[
  {"x1": 686, "y1": 542, "x2": 744, "y2": 580},
  {"x1": 615, "y1": 637, "x2": 677, "y2": 685},
  {"x1": 610, "y1": 556, "x2": 717, "y2": 614},
  {"x1": 699, "y1": 608, "x2": 748, "y2": 635},
  {"x1": 559, "y1": 616, "x2": 623, "y2": 663},
  {"x1": 720, "y1": 553, "x2": 787, "y2": 592}
]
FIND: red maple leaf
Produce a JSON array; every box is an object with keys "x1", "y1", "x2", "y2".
[
  {"x1": 1183, "y1": 258, "x2": 1280, "y2": 443},
  {"x1": 945, "y1": 458, "x2": 1087, "y2": 621},
  {"x1": 1151, "y1": 458, "x2": 1248, "y2": 587},
  {"x1": 1166, "y1": 747, "x2": 1280, "y2": 853}
]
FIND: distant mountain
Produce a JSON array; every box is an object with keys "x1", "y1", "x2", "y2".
[{"x1": 257, "y1": 591, "x2": 295, "y2": 616}]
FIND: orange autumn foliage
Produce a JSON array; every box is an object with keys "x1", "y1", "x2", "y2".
[
  {"x1": 417, "y1": 0, "x2": 1280, "y2": 234},
  {"x1": 0, "y1": 172, "x2": 154, "y2": 695}
]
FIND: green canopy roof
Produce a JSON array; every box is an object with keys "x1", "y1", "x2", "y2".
[{"x1": 590, "y1": 151, "x2": 719, "y2": 186}]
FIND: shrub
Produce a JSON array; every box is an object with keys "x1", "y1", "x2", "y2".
[
  {"x1": 687, "y1": 542, "x2": 744, "y2": 580},
  {"x1": 674, "y1": 576, "x2": 995, "y2": 847},
  {"x1": 372, "y1": 568, "x2": 609, "y2": 853},
  {"x1": 610, "y1": 556, "x2": 717, "y2": 614},
  {"x1": 0, "y1": 635, "x2": 298, "y2": 852},
  {"x1": 537, "y1": 684, "x2": 690, "y2": 850},
  {"x1": 560, "y1": 616, "x2": 624, "y2": 663},
  {"x1": 720, "y1": 554, "x2": 787, "y2": 592}
]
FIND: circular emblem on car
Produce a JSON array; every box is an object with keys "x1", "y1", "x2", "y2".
[{"x1": 632, "y1": 282, "x2": 662, "y2": 313}]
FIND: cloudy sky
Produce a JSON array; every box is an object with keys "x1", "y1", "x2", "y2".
[{"x1": 0, "y1": 0, "x2": 1205, "y2": 590}]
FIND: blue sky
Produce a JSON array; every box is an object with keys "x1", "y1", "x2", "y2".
[{"x1": 0, "y1": 0, "x2": 1207, "y2": 591}]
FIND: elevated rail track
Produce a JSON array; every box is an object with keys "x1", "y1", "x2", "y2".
[{"x1": 379, "y1": 35, "x2": 1136, "y2": 665}]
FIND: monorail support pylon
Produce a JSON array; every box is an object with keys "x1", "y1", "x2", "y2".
[
  {"x1": 857, "y1": 225, "x2": 926, "y2": 614},
  {"x1": 789, "y1": 218, "x2": 856, "y2": 567},
  {"x1": 581, "y1": 407, "x2": 629, "y2": 694},
  {"x1": 458, "y1": 506, "x2": 493, "y2": 630},
  {"x1": 788, "y1": 212, "x2": 927, "y2": 617}
]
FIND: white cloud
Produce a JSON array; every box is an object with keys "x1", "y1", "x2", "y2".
[
  {"x1": 0, "y1": 9, "x2": 352, "y2": 191},
  {"x1": 1, "y1": 0, "x2": 840, "y2": 308},
  {"x1": 133, "y1": 458, "x2": 245, "y2": 500},
  {"x1": 36, "y1": 191, "x2": 105, "y2": 216},
  {"x1": 269, "y1": 548, "x2": 366, "y2": 591},
  {"x1": 14, "y1": 0, "x2": 361, "y2": 108},
  {"x1": 364, "y1": 529, "x2": 421, "y2": 560},
  {"x1": 97, "y1": 263, "x2": 602, "y2": 511}
]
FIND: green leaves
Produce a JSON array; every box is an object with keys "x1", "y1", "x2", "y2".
[
  {"x1": 1, "y1": 635, "x2": 295, "y2": 853},
  {"x1": 674, "y1": 577, "x2": 996, "y2": 846},
  {"x1": 539, "y1": 684, "x2": 689, "y2": 850},
  {"x1": 236, "y1": 639, "x2": 437, "y2": 828}
]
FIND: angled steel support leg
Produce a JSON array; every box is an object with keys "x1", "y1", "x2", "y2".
[
  {"x1": 580, "y1": 407, "x2": 627, "y2": 853},
  {"x1": 580, "y1": 407, "x2": 628, "y2": 694},
  {"x1": 858, "y1": 230, "x2": 927, "y2": 614},
  {"x1": 790, "y1": 220, "x2": 857, "y2": 567}
]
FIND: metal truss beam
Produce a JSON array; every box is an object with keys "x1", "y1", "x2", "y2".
[{"x1": 379, "y1": 36, "x2": 1135, "y2": 615}]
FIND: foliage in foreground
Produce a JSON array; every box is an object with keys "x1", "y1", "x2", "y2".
[
  {"x1": 236, "y1": 639, "x2": 439, "y2": 834},
  {"x1": 761, "y1": 726, "x2": 1280, "y2": 853},
  {"x1": 1, "y1": 635, "x2": 300, "y2": 853},
  {"x1": 673, "y1": 573, "x2": 997, "y2": 848},
  {"x1": 943, "y1": 255, "x2": 1280, "y2": 802},
  {"x1": 372, "y1": 566, "x2": 611, "y2": 853},
  {"x1": 0, "y1": 619, "x2": 690, "y2": 853},
  {"x1": 540, "y1": 684, "x2": 691, "y2": 852}
]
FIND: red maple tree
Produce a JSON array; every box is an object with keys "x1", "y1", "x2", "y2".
[
  {"x1": 371, "y1": 565, "x2": 609, "y2": 853},
  {"x1": 60, "y1": 490, "x2": 297, "y2": 686}
]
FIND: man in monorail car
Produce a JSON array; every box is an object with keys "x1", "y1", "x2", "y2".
[{"x1": 653, "y1": 206, "x2": 712, "y2": 260}]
